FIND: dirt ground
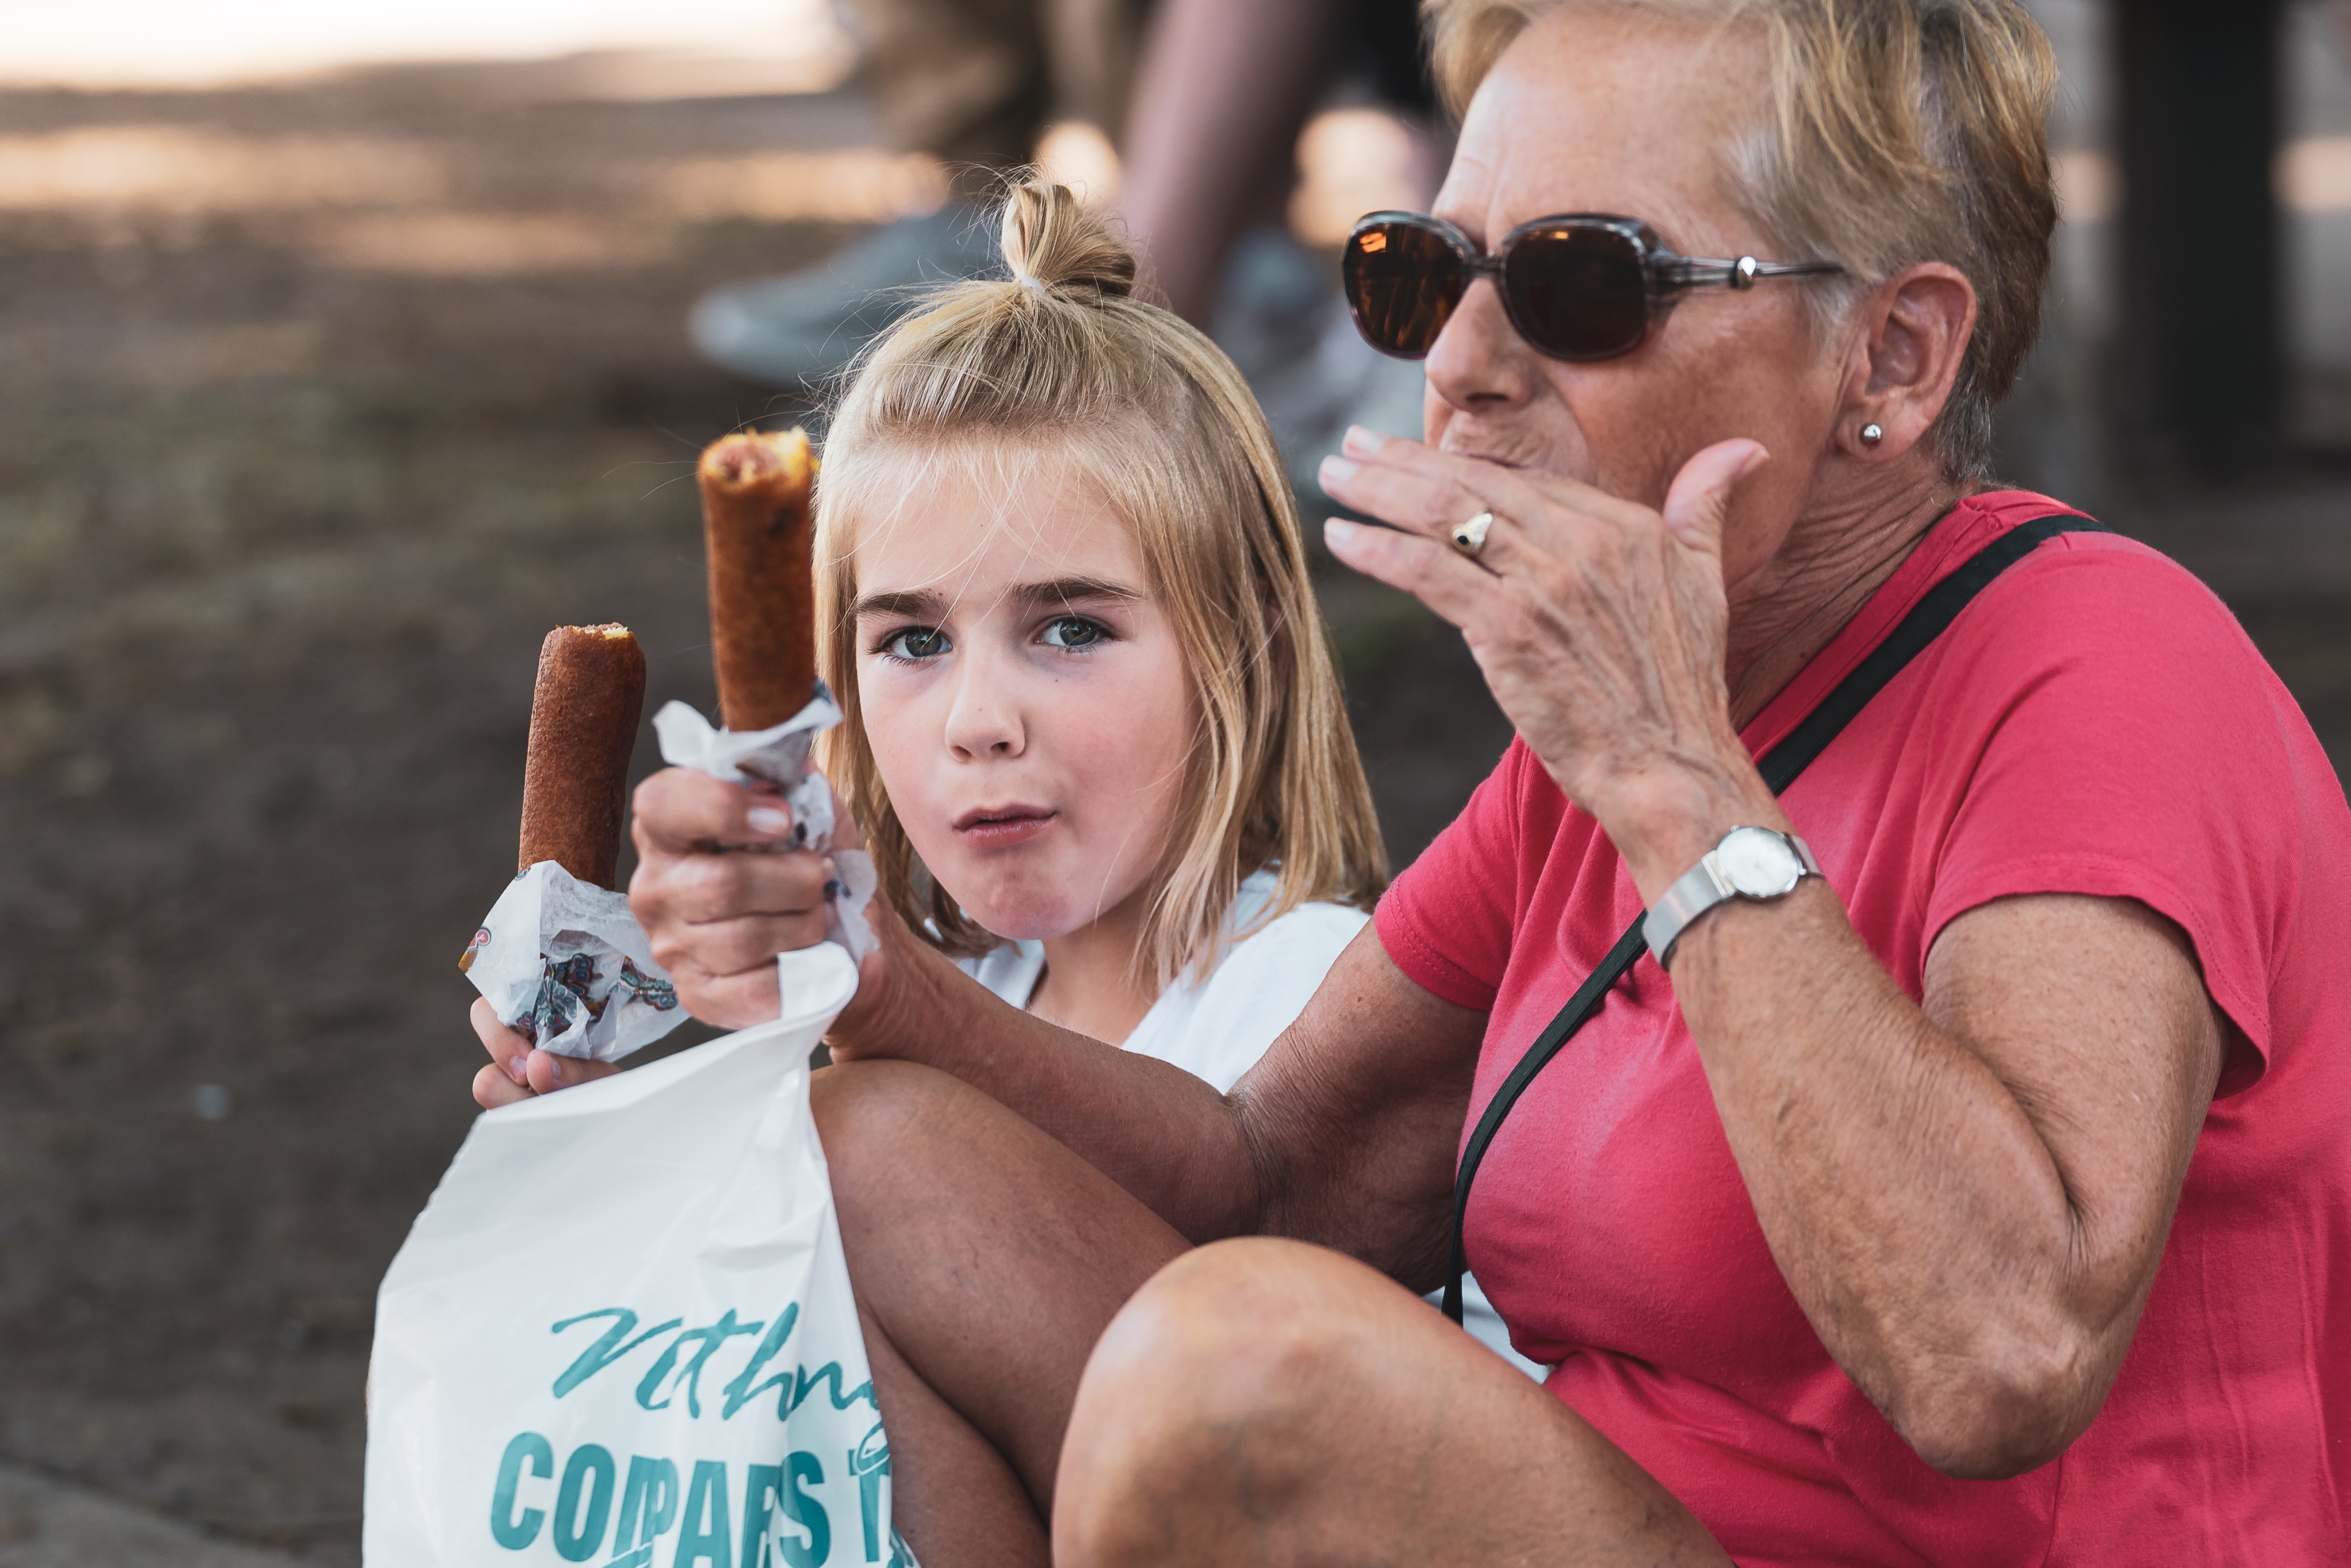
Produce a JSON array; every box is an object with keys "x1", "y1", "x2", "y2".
[{"x1": 0, "y1": 63, "x2": 2343, "y2": 1564}]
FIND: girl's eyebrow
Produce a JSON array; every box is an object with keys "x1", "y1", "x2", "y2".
[
  {"x1": 1012, "y1": 576, "x2": 1144, "y2": 611},
  {"x1": 852, "y1": 588, "x2": 944, "y2": 620},
  {"x1": 852, "y1": 577, "x2": 1143, "y2": 620}
]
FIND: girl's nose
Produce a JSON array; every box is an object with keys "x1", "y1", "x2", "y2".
[{"x1": 943, "y1": 654, "x2": 1025, "y2": 761}]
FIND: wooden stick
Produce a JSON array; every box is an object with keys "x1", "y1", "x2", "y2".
[
  {"x1": 518, "y1": 624, "x2": 645, "y2": 888},
  {"x1": 698, "y1": 428, "x2": 817, "y2": 732}
]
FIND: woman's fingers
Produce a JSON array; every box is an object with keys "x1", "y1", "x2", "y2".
[
  {"x1": 1318, "y1": 447, "x2": 1501, "y2": 548},
  {"x1": 1313, "y1": 424, "x2": 1764, "y2": 826},
  {"x1": 1660, "y1": 440, "x2": 1769, "y2": 555},
  {"x1": 1321, "y1": 517, "x2": 1497, "y2": 632},
  {"x1": 1321, "y1": 425, "x2": 1646, "y2": 544}
]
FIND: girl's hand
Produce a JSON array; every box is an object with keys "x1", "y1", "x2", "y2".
[
  {"x1": 627, "y1": 767, "x2": 854, "y2": 1029},
  {"x1": 468, "y1": 998, "x2": 622, "y2": 1107}
]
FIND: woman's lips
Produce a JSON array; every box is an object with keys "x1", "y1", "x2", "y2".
[{"x1": 953, "y1": 808, "x2": 1058, "y2": 848}]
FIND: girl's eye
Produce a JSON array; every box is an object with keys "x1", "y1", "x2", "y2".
[
  {"x1": 879, "y1": 626, "x2": 951, "y2": 661},
  {"x1": 1041, "y1": 616, "x2": 1109, "y2": 650}
]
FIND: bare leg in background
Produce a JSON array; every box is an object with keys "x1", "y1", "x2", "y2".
[{"x1": 1117, "y1": 0, "x2": 1342, "y2": 321}]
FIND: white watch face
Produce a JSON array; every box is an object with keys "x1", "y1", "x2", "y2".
[{"x1": 1714, "y1": 826, "x2": 1803, "y2": 898}]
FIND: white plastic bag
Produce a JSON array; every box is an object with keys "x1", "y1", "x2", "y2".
[{"x1": 367, "y1": 945, "x2": 912, "y2": 1567}]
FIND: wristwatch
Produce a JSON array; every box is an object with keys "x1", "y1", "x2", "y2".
[{"x1": 1643, "y1": 826, "x2": 1823, "y2": 970}]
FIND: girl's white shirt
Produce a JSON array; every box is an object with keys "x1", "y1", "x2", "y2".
[{"x1": 955, "y1": 868, "x2": 1547, "y2": 1381}]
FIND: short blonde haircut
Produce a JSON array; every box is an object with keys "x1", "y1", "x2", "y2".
[
  {"x1": 813, "y1": 178, "x2": 1387, "y2": 986},
  {"x1": 1425, "y1": 0, "x2": 2057, "y2": 479}
]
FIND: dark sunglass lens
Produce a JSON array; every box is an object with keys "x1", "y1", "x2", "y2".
[
  {"x1": 1344, "y1": 222, "x2": 1466, "y2": 359},
  {"x1": 1501, "y1": 227, "x2": 1649, "y2": 359}
]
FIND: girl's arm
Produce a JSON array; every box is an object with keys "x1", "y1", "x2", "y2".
[
  {"x1": 630, "y1": 765, "x2": 1488, "y2": 1277},
  {"x1": 841, "y1": 909, "x2": 1482, "y2": 1278}
]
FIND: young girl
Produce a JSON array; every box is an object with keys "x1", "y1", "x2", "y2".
[{"x1": 472, "y1": 177, "x2": 1535, "y2": 1376}]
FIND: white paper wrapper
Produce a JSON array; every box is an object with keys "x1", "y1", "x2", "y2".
[
  {"x1": 461, "y1": 861, "x2": 687, "y2": 1062},
  {"x1": 653, "y1": 688, "x2": 880, "y2": 963}
]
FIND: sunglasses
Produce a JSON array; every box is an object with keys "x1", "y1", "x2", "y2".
[{"x1": 1343, "y1": 210, "x2": 1845, "y2": 363}]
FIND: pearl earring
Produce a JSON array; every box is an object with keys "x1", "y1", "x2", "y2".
[{"x1": 1860, "y1": 423, "x2": 1884, "y2": 445}]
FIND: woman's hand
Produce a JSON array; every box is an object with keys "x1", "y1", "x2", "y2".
[
  {"x1": 469, "y1": 999, "x2": 623, "y2": 1108},
  {"x1": 1317, "y1": 427, "x2": 1771, "y2": 896},
  {"x1": 627, "y1": 767, "x2": 851, "y2": 1029}
]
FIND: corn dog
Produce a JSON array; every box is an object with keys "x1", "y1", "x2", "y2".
[
  {"x1": 698, "y1": 428, "x2": 816, "y2": 732},
  {"x1": 517, "y1": 624, "x2": 645, "y2": 889}
]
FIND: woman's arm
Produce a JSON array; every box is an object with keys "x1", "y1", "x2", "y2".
[
  {"x1": 1660, "y1": 859, "x2": 2220, "y2": 1478},
  {"x1": 1322, "y1": 433, "x2": 2226, "y2": 1478}
]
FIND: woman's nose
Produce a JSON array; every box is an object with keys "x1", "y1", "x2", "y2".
[
  {"x1": 942, "y1": 653, "x2": 1026, "y2": 761},
  {"x1": 1425, "y1": 275, "x2": 1537, "y2": 415}
]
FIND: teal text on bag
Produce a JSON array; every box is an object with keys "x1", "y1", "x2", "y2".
[
  {"x1": 490, "y1": 1431, "x2": 852, "y2": 1566},
  {"x1": 550, "y1": 1304, "x2": 880, "y2": 1423}
]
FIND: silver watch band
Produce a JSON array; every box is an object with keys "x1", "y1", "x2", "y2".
[{"x1": 1642, "y1": 828, "x2": 1822, "y2": 970}]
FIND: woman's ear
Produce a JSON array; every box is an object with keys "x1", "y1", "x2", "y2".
[{"x1": 1842, "y1": 262, "x2": 1977, "y2": 462}]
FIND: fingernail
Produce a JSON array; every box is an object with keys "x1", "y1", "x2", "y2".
[
  {"x1": 1324, "y1": 517, "x2": 1360, "y2": 547},
  {"x1": 747, "y1": 807, "x2": 791, "y2": 838},
  {"x1": 1319, "y1": 455, "x2": 1360, "y2": 488},
  {"x1": 507, "y1": 1056, "x2": 528, "y2": 1085},
  {"x1": 1740, "y1": 444, "x2": 1772, "y2": 477},
  {"x1": 547, "y1": 1057, "x2": 564, "y2": 1085},
  {"x1": 1342, "y1": 425, "x2": 1388, "y2": 456}
]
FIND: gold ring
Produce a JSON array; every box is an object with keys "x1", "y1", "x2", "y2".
[{"x1": 1451, "y1": 509, "x2": 1496, "y2": 557}]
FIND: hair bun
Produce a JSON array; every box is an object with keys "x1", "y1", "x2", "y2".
[{"x1": 999, "y1": 176, "x2": 1138, "y2": 300}]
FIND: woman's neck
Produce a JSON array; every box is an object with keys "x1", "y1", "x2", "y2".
[
  {"x1": 1025, "y1": 900, "x2": 1163, "y2": 1045},
  {"x1": 1722, "y1": 463, "x2": 1982, "y2": 730}
]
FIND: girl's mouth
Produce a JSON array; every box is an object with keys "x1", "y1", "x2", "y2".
[{"x1": 953, "y1": 807, "x2": 1059, "y2": 848}]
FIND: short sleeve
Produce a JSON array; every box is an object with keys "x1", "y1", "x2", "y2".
[
  {"x1": 1917, "y1": 541, "x2": 2310, "y2": 1086},
  {"x1": 1151, "y1": 903, "x2": 1370, "y2": 1093},
  {"x1": 1375, "y1": 738, "x2": 1530, "y2": 1011}
]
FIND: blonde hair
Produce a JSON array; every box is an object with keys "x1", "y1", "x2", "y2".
[
  {"x1": 813, "y1": 178, "x2": 1387, "y2": 986},
  {"x1": 1425, "y1": 0, "x2": 2057, "y2": 480}
]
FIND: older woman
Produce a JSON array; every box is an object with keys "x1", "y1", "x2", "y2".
[{"x1": 621, "y1": 0, "x2": 2348, "y2": 1561}]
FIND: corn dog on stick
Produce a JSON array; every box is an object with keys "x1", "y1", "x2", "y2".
[
  {"x1": 517, "y1": 624, "x2": 646, "y2": 889},
  {"x1": 698, "y1": 428, "x2": 816, "y2": 732}
]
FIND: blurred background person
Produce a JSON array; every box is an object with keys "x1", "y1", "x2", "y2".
[
  {"x1": 688, "y1": 0, "x2": 1448, "y2": 487},
  {"x1": 687, "y1": 0, "x2": 1146, "y2": 382}
]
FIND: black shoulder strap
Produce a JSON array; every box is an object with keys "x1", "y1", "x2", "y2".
[{"x1": 1440, "y1": 514, "x2": 2109, "y2": 1323}]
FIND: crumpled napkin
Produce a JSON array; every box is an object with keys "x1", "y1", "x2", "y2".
[
  {"x1": 459, "y1": 685, "x2": 879, "y2": 1063},
  {"x1": 460, "y1": 861, "x2": 685, "y2": 1061},
  {"x1": 652, "y1": 685, "x2": 880, "y2": 964}
]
